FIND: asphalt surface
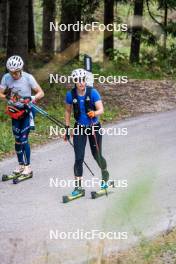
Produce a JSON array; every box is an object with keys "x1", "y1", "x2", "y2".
[{"x1": 0, "y1": 110, "x2": 176, "y2": 264}]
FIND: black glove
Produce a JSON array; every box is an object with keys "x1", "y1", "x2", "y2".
[{"x1": 65, "y1": 126, "x2": 70, "y2": 141}]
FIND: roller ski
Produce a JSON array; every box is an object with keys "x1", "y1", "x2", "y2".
[
  {"x1": 13, "y1": 165, "x2": 33, "y2": 184},
  {"x1": 2, "y1": 165, "x2": 25, "y2": 182},
  {"x1": 91, "y1": 180, "x2": 115, "y2": 199},
  {"x1": 63, "y1": 187, "x2": 85, "y2": 203},
  {"x1": 2, "y1": 173, "x2": 20, "y2": 182}
]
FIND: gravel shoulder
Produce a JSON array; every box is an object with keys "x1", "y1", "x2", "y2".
[{"x1": 96, "y1": 79, "x2": 176, "y2": 118}]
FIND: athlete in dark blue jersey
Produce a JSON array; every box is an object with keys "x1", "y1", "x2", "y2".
[{"x1": 65, "y1": 68, "x2": 109, "y2": 196}]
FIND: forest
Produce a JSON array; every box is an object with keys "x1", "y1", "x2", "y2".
[{"x1": 0, "y1": 0, "x2": 176, "y2": 77}]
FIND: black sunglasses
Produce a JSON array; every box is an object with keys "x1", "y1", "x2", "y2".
[{"x1": 74, "y1": 77, "x2": 86, "y2": 83}]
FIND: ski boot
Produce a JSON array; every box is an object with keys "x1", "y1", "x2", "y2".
[
  {"x1": 100, "y1": 181, "x2": 109, "y2": 190},
  {"x1": 72, "y1": 186, "x2": 85, "y2": 196},
  {"x1": 63, "y1": 187, "x2": 85, "y2": 203},
  {"x1": 91, "y1": 181, "x2": 110, "y2": 199},
  {"x1": 13, "y1": 165, "x2": 33, "y2": 184}
]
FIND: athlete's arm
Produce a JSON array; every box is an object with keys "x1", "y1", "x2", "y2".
[
  {"x1": 65, "y1": 104, "x2": 72, "y2": 126},
  {"x1": 0, "y1": 74, "x2": 7, "y2": 100},
  {"x1": 94, "y1": 100, "x2": 104, "y2": 117},
  {"x1": 0, "y1": 90, "x2": 6, "y2": 100},
  {"x1": 32, "y1": 85, "x2": 44, "y2": 101},
  {"x1": 0, "y1": 88, "x2": 6, "y2": 100}
]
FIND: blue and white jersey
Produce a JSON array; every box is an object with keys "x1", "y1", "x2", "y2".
[{"x1": 0, "y1": 71, "x2": 39, "y2": 98}]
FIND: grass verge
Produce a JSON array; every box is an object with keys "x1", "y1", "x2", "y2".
[{"x1": 98, "y1": 228, "x2": 176, "y2": 264}]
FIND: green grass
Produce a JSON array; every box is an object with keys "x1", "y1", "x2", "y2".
[
  {"x1": 90, "y1": 225, "x2": 176, "y2": 263},
  {"x1": 55, "y1": 55, "x2": 173, "y2": 80},
  {"x1": 0, "y1": 122, "x2": 14, "y2": 157},
  {"x1": 92, "y1": 61, "x2": 164, "y2": 80},
  {"x1": 94, "y1": 229, "x2": 176, "y2": 264}
]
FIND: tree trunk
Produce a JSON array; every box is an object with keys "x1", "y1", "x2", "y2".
[
  {"x1": 60, "y1": 1, "x2": 81, "y2": 61},
  {"x1": 7, "y1": 0, "x2": 28, "y2": 67},
  {"x1": 0, "y1": 0, "x2": 9, "y2": 50},
  {"x1": 73, "y1": 7, "x2": 81, "y2": 60},
  {"x1": 104, "y1": 0, "x2": 114, "y2": 60},
  {"x1": 130, "y1": 0, "x2": 144, "y2": 64},
  {"x1": 28, "y1": 0, "x2": 36, "y2": 53},
  {"x1": 163, "y1": 2, "x2": 168, "y2": 53},
  {"x1": 42, "y1": 0, "x2": 56, "y2": 55}
]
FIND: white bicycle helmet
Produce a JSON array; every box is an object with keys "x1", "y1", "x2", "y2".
[
  {"x1": 6, "y1": 55, "x2": 24, "y2": 72},
  {"x1": 71, "y1": 68, "x2": 87, "y2": 82}
]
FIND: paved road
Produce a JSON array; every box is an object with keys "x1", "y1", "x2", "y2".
[{"x1": 0, "y1": 110, "x2": 176, "y2": 264}]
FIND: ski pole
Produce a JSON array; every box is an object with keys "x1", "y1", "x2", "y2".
[
  {"x1": 29, "y1": 103, "x2": 95, "y2": 176},
  {"x1": 90, "y1": 119, "x2": 108, "y2": 196},
  {"x1": 29, "y1": 103, "x2": 65, "y2": 127}
]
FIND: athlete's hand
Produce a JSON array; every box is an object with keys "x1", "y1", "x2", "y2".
[
  {"x1": 87, "y1": 111, "x2": 95, "y2": 118},
  {"x1": 31, "y1": 96, "x2": 36, "y2": 104},
  {"x1": 22, "y1": 98, "x2": 31, "y2": 105},
  {"x1": 64, "y1": 126, "x2": 70, "y2": 141}
]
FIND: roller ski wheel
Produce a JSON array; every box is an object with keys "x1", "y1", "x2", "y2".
[
  {"x1": 2, "y1": 173, "x2": 20, "y2": 182},
  {"x1": 91, "y1": 180, "x2": 115, "y2": 199},
  {"x1": 13, "y1": 172, "x2": 33, "y2": 184},
  {"x1": 2, "y1": 165, "x2": 26, "y2": 182},
  {"x1": 63, "y1": 188, "x2": 85, "y2": 203},
  {"x1": 91, "y1": 189, "x2": 108, "y2": 199}
]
